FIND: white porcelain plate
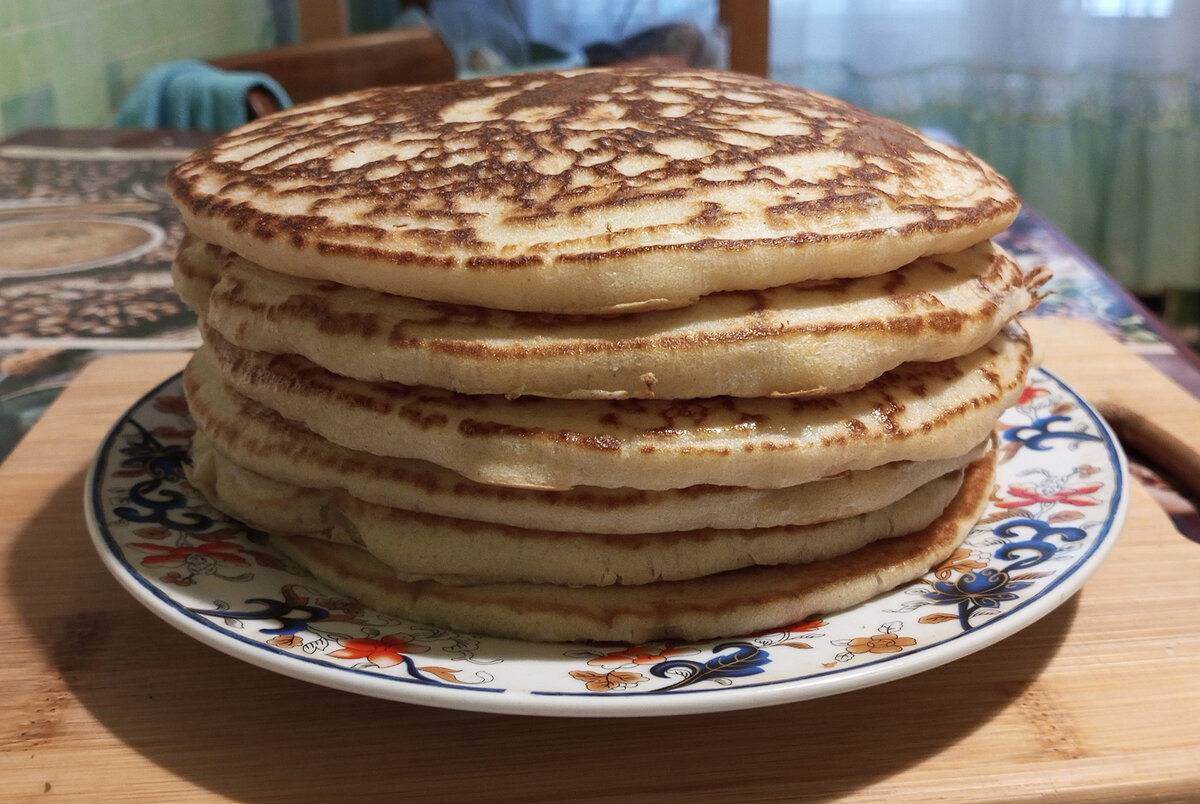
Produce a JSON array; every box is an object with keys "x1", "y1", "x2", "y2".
[{"x1": 86, "y1": 368, "x2": 1127, "y2": 717}]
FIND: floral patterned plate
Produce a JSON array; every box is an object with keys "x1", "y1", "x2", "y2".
[{"x1": 85, "y1": 368, "x2": 1127, "y2": 717}]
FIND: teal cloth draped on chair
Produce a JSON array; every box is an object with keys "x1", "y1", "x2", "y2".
[{"x1": 114, "y1": 60, "x2": 292, "y2": 131}]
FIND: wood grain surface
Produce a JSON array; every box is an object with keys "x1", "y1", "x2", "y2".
[
  {"x1": 1, "y1": 323, "x2": 1198, "y2": 803},
  {"x1": 1025, "y1": 317, "x2": 1200, "y2": 506}
]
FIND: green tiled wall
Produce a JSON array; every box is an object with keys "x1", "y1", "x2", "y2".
[{"x1": 0, "y1": 0, "x2": 280, "y2": 136}]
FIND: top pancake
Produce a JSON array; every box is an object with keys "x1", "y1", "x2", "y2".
[{"x1": 167, "y1": 68, "x2": 1020, "y2": 314}]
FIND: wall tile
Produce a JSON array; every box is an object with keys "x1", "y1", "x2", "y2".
[
  {"x1": 99, "y1": 2, "x2": 144, "y2": 60},
  {"x1": 103, "y1": 58, "x2": 126, "y2": 112},
  {"x1": 0, "y1": 0, "x2": 278, "y2": 136},
  {"x1": 1, "y1": 85, "x2": 58, "y2": 136},
  {"x1": 0, "y1": 1, "x2": 17, "y2": 30},
  {"x1": 0, "y1": 33, "x2": 19, "y2": 95}
]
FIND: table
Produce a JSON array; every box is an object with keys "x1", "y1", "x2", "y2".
[
  {"x1": 0, "y1": 130, "x2": 207, "y2": 463},
  {"x1": 1, "y1": 130, "x2": 1198, "y2": 802}
]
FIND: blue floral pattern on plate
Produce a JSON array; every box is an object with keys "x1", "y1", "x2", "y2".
[{"x1": 85, "y1": 367, "x2": 1127, "y2": 717}]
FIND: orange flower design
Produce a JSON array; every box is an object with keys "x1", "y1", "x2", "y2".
[
  {"x1": 587, "y1": 646, "x2": 693, "y2": 667},
  {"x1": 846, "y1": 634, "x2": 917, "y2": 655},
  {"x1": 569, "y1": 670, "x2": 645, "y2": 691},
  {"x1": 269, "y1": 634, "x2": 304, "y2": 649},
  {"x1": 330, "y1": 634, "x2": 428, "y2": 668},
  {"x1": 933, "y1": 548, "x2": 987, "y2": 580}
]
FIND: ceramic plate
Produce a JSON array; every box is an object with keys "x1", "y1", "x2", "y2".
[{"x1": 85, "y1": 368, "x2": 1127, "y2": 717}]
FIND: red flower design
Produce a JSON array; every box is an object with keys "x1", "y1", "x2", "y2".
[
  {"x1": 130, "y1": 540, "x2": 248, "y2": 566},
  {"x1": 778, "y1": 618, "x2": 827, "y2": 633},
  {"x1": 997, "y1": 483, "x2": 1102, "y2": 509},
  {"x1": 330, "y1": 635, "x2": 428, "y2": 668},
  {"x1": 744, "y1": 617, "x2": 828, "y2": 638},
  {"x1": 1018, "y1": 385, "x2": 1051, "y2": 406}
]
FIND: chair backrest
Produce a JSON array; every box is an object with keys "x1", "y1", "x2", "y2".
[
  {"x1": 211, "y1": 27, "x2": 456, "y2": 116},
  {"x1": 720, "y1": 0, "x2": 769, "y2": 77}
]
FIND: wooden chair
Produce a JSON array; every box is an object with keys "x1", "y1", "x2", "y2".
[
  {"x1": 211, "y1": 2, "x2": 766, "y2": 121},
  {"x1": 210, "y1": 26, "x2": 456, "y2": 118},
  {"x1": 720, "y1": 0, "x2": 769, "y2": 77}
]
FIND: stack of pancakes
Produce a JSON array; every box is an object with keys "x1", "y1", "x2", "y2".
[{"x1": 167, "y1": 68, "x2": 1045, "y2": 643}]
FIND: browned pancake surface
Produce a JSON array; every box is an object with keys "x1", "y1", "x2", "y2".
[
  {"x1": 195, "y1": 323, "x2": 1032, "y2": 490},
  {"x1": 183, "y1": 357, "x2": 988, "y2": 532},
  {"x1": 188, "y1": 429, "x2": 974, "y2": 586},
  {"x1": 175, "y1": 233, "x2": 1044, "y2": 398},
  {"x1": 169, "y1": 68, "x2": 1019, "y2": 313},
  {"x1": 270, "y1": 450, "x2": 997, "y2": 642}
]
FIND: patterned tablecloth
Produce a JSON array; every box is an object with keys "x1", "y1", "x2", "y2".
[
  {"x1": 1, "y1": 139, "x2": 1196, "y2": 535},
  {"x1": 0, "y1": 143, "x2": 199, "y2": 454}
]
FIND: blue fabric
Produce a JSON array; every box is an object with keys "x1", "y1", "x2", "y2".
[{"x1": 114, "y1": 60, "x2": 292, "y2": 131}]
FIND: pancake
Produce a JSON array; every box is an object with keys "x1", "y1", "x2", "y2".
[
  {"x1": 189, "y1": 441, "x2": 964, "y2": 585},
  {"x1": 195, "y1": 322, "x2": 1033, "y2": 490},
  {"x1": 268, "y1": 447, "x2": 997, "y2": 642},
  {"x1": 188, "y1": 437, "x2": 971, "y2": 586},
  {"x1": 175, "y1": 232, "x2": 1045, "y2": 399},
  {"x1": 167, "y1": 66, "x2": 1036, "y2": 645},
  {"x1": 183, "y1": 360, "x2": 989, "y2": 532},
  {"x1": 167, "y1": 68, "x2": 1020, "y2": 314}
]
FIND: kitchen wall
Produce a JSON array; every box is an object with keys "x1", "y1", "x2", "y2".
[{"x1": 0, "y1": 0, "x2": 284, "y2": 137}]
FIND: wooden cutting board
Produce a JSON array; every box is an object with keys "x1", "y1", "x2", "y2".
[
  {"x1": 1, "y1": 319, "x2": 1198, "y2": 803},
  {"x1": 1024, "y1": 316, "x2": 1200, "y2": 505}
]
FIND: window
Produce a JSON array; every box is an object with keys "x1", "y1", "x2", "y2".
[{"x1": 1077, "y1": 0, "x2": 1175, "y2": 18}]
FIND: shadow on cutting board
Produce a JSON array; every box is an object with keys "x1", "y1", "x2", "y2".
[{"x1": 7, "y1": 468, "x2": 1079, "y2": 803}]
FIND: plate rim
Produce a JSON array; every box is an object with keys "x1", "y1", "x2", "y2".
[
  {"x1": 0, "y1": 214, "x2": 166, "y2": 277},
  {"x1": 84, "y1": 366, "x2": 1129, "y2": 717}
]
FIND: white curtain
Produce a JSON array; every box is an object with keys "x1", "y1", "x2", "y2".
[{"x1": 769, "y1": 0, "x2": 1200, "y2": 294}]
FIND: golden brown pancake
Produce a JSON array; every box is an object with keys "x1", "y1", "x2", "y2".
[
  {"x1": 194, "y1": 322, "x2": 1032, "y2": 490},
  {"x1": 168, "y1": 67, "x2": 1037, "y2": 645},
  {"x1": 268, "y1": 449, "x2": 997, "y2": 642},
  {"x1": 174, "y1": 232, "x2": 1044, "y2": 399},
  {"x1": 187, "y1": 437, "x2": 971, "y2": 586},
  {"x1": 167, "y1": 68, "x2": 1020, "y2": 314},
  {"x1": 182, "y1": 359, "x2": 989, "y2": 533}
]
